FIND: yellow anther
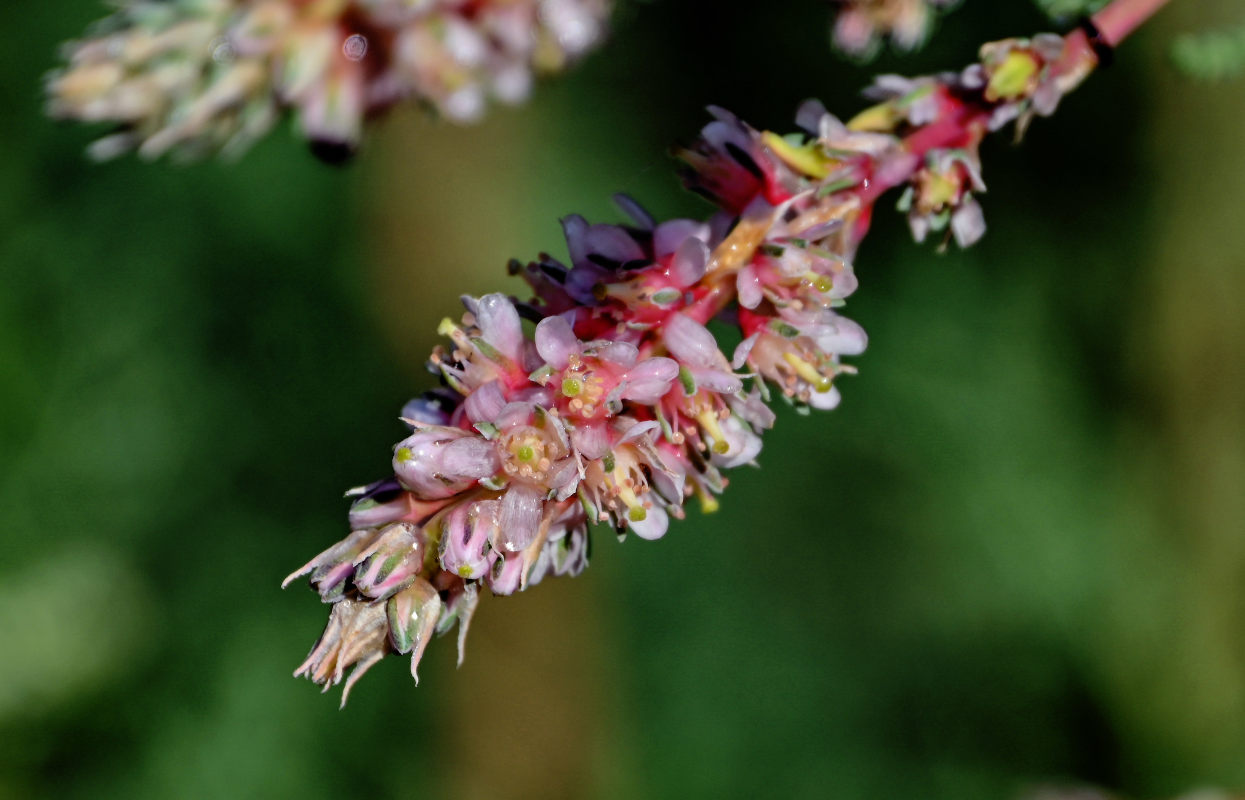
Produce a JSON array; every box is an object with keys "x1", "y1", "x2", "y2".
[
  {"x1": 761, "y1": 131, "x2": 833, "y2": 179},
  {"x1": 847, "y1": 102, "x2": 901, "y2": 133}
]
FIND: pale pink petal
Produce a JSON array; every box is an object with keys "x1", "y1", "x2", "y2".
[
  {"x1": 571, "y1": 421, "x2": 611, "y2": 460},
  {"x1": 664, "y1": 313, "x2": 721, "y2": 368},
  {"x1": 464, "y1": 380, "x2": 507, "y2": 423},
  {"x1": 669, "y1": 236, "x2": 708, "y2": 286},
  {"x1": 499, "y1": 484, "x2": 545, "y2": 551},
  {"x1": 535, "y1": 314, "x2": 580, "y2": 369},
  {"x1": 737, "y1": 264, "x2": 763, "y2": 309},
  {"x1": 470, "y1": 293, "x2": 524, "y2": 363},
  {"x1": 627, "y1": 505, "x2": 668, "y2": 541}
]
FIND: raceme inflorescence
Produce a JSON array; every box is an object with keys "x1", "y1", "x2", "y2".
[
  {"x1": 284, "y1": 7, "x2": 1148, "y2": 704},
  {"x1": 47, "y1": 0, "x2": 610, "y2": 162}
]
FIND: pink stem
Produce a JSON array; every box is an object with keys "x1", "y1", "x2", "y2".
[{"x1": 1093, "y1": 0, "x2": 1172, "y2": 46}]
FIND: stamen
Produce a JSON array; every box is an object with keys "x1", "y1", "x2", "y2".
[{"x1": 782, "y1": 352, "x2": 834, "y2": 392}]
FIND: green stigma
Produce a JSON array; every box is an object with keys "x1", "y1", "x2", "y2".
[
  {"x1": 562, "y1": 377, "x2": 582, "y2": 397},
  {"x1": 516, "y1": 444, "x2": 536, "y2": 462},
  {"x1": 712, "y1": 439, "x2": 731, "y2": 455},
  {"x1": 395, "y1": 447, "x2": 413, "y2": 462},
  {"x1": 628, "y1": 506, "x2": 647, "y2": 522}
]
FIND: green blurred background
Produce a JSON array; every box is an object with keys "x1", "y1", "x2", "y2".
[{"x1": 3, "y1": 1, "x2": 1244, "y2": 798}]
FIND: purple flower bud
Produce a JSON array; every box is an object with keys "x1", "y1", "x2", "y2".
[
  {"x1": 563, "y1": 215, "x2": 646, "y2": 270},
  {"x1": 401, "y1": 393, "x2": 454, "y2": 426},
  {"x1": 393, "y1": 427, "x2": 499, "y2": 499},
  {"x1": 385, "y1": 578, "x2": 442, "y2": 685},
  {"x1": 439, "y1": 500, "x2": 497, "y2": 580},
  {"x1": 352, "y1": 523, "x2": 425, "y2": 600}
]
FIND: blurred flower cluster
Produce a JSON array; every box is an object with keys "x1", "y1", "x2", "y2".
[
  {"x1": 46, "y1": 0, "x2": 609, "y2": 161},
  {"x1": 830, "y1": 0, "x2": 961, "y2": 57},
  {"x1": 286, "y1": 23, "x2": 1106, "y2": 703}
]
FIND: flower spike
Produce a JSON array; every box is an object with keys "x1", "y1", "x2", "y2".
[
  {"x1": 47, "y1": 0, "x2": 611, "y2": 162},
  {"x1": 288, "y1": 0, "x2": 1167, "y2": 703}
]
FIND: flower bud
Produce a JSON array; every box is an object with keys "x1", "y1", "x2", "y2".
[
  {"x1": 346, "y1": 479, "x2": 417, "y2": 530},
  {"x1": 386, "y1": 578, "x2": 443, "y2": 684},
  {"x1": 438, "y1": 500, "x2": 498, "y2": 580},
  {"x1": 393, "y1": 427, "x2": 499, "y2": 499},
  {"x1": 282, "y1": 528, "x2": 380, "y2": 602},
  {"x1": 487, "y1": 549, "x2": 525, "y2": 596},
  {"x1": 352, "y1": 523, "x2": 425, "y2": 601}
]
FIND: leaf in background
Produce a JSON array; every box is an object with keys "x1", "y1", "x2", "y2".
[
  {"x1": 1032, "y1": 0, "x2": 1109, "y2": 21},
  {"x1": 1171, "y1": 22, "x2": 1245, "y2": 81}
]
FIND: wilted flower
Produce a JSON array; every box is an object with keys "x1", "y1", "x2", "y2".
[
  {"x1": 47, "y1": 0, "x2": 611, "y2": 161},
  {"x1": 287, "y1": 17, "x2": 1120, "y2": 702}
]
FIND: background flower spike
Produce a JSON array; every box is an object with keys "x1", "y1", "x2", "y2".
[{"x1": 47, "y1": 0, "x2": 612, "y2": 162}]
